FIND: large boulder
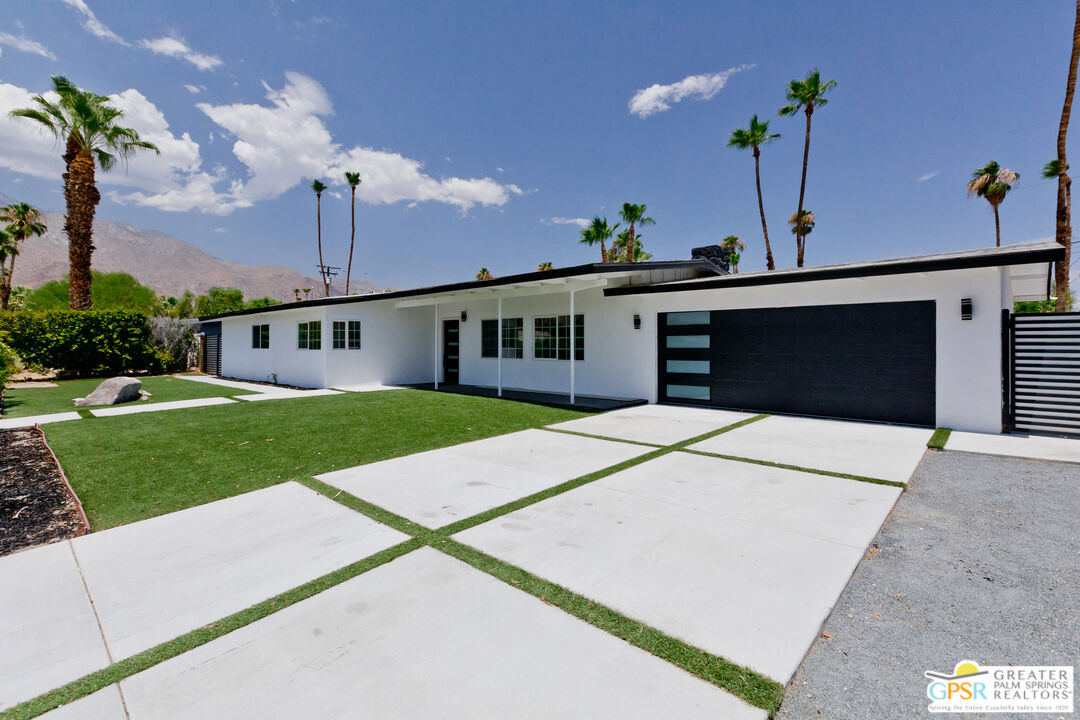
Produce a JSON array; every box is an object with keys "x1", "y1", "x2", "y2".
[{"x1": 73, "y1": 377, "x2": 143, "y2": 407}]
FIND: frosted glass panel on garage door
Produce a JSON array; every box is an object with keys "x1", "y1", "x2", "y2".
[
  {"x1": 666, "y1": 311, "x2": 711, "y2": 325},
  {"x1": 666, "y1": 360, "x2": 710, "y2": 374},
  {"x1": 666, "y1": 335, "x2": 710, "y2": 349},
  {"x1": 666, "y1": 384, "x2": 710, "y2": 400}
]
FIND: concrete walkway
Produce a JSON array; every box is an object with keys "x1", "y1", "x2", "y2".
[
  {"x1": 947, "y1": 429, "x2": 1080, "y2": 463},
  {"x1": 0, "y1": 411, "x2": 81, "y2": 430}
]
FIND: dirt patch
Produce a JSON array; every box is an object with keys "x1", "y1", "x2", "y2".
[
  {"x1": 5, "y1": 381, "x2": 59, "y2": 388},
  {"x1": 1, "y1": 427, "x2": 88, "y2": 556}
]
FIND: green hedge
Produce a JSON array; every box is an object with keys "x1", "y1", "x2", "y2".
[{"x1": 0, "y1": 310, "x2": 158, "y2": 377}]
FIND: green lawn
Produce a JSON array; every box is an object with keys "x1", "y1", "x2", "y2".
[
  {"x1": 42, "y1": 389, "x2": 588, "y2": 530},
  {"x1": 0, "y1": 376, "x2": 253, "y2": 418}
]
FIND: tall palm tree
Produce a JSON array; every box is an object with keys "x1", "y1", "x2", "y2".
[
  {"x1": 728, "y1": 115, "x2": 781, "y2": 270},
  {"x1": 788, "y1": 210, "x2": 816, "y2": 242},
  {"x1": 0, "y1": 229, "x2": 15, "y2": 308},
  {"x1": 779, "y1": 70, "x2": 836, "y2": 267},
  {"x1": 0, "y1": 202, "x2": 47, "y2": 310},
  {"x1": 612, "y1": 230, "x2": 653, "y2": 262},
  {"x1": 579, "y1": 217, "x2": 619, "y2": 262},
  {"x1": 720, "y1": 235, "x2": 746, "y2": 273},
  {"x1": 536, "y1": 261, "x2": 554, "y2": 271},
  {"x1": 10, "y1": 75, "x2": 159, "y2": 309},
  {"x1": 344, "y1": 171, "x2": 361, "y2": 295},
  {"x1": 1045, "y1": 159, "x2": 1071, "y2": 239},
  {"x1": 618, "y1": 203, "x2": 655, "y2": 263},
  {"x1": 476, "y1": 268, "x2": 494, "y2": 280},
  {"x1": 311, "y1": 179, "x2": 328, "y2": 297},
  {"x1": 1055, "y1": 1, "x2": 1080, "y2": 311},
  {"x1": 967, "y1": 161, "x2": 1019, "y2": 247}
]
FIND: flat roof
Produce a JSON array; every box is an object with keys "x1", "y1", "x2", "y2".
[
  {"x1": 197, "y1": 260, "x2": 714, "y2": 321},
  {"x1": 603, "y1": 241, "x2": 1065, "y2": 297}
]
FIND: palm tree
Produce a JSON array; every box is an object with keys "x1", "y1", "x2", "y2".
[
  {"x1": 720, "y1": 235, "x2": 746, "y2": 273},
  {"x1": 293, "y1": 288, "x2": 301, "y2": 302},
  {"x1": 1046, "y1": 160, "x2": 1071, "y2": 240},
  {"x1": 536, "y1": 261, "x2": 554, "y2": 271},
  {"x1": 1055, "y1": 2, "x2": 1080, "y2": 311},
  {"x1": 0, "y1": 202, "x2": 47, "y2": 310},
  {"x1": 311, "y1": 179, "x2": 328, "y2": 297},
  {"x1": 10, "y1": 75, "x2": 159, "y2": 309},
  {"x1": 728, "y1": 115, "x2": 781, "y2": 270},
  {"x1": 612, "y1": 230, "x2": 653, "y2": 262},
  {"x1": 344, "y1": 171, "x2": 361, "y2": 295},
  {"x1": 618, "y1": 203, "x2": 655, "y2": 263},
  {"x1": 788, "y1": 210, "x2": 816, "y2": 243},
  {"x1": 579, "y1": 217, "x2": 619, "y2": 262},
  {"x1": 779, "y1": 70, "x2": 836, "y2": 267},
  {"x1": 967, "y1": 161, "x2": 1019, "y2": 247},
  {"x1": 476, "y1": 268, "x2": 494, "y2": 281},
  {"x1": 0, "y1": 229, "x2": 15, "y2": 308}
]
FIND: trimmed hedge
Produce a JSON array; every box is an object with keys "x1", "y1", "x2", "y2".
[{"x1": 0, "y1": 310, "x2": 158, "y2": 377}]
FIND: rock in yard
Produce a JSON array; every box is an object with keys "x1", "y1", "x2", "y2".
[{"x1": 73, "y1": 377, "x2": 142, "y2": 407}]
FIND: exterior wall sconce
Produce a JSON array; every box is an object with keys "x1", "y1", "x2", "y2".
[
  {"x1": 961, "y1": 298, "x2": 973, "y2": 321},
  {"x1": 460, "y1": 310, "x2": 467, "y2": 323},
  {"x1": 633, "y1": 314, "x2": 642, "y2": 330}
]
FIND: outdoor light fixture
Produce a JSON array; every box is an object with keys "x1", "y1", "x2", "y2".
[
  {"x1": 633, "y1": 314, "x2": 642, "y2": 329},
  {"x1": 460, "y1": 310, "x2": 467, "y2": 323},
  {"x1": 961, "y1": 298, "x2": 973, "y2": 321}
]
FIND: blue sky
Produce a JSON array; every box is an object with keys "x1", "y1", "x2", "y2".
[{"x1": 0, "y1": 1, "x2": 1070, "y2": 290}]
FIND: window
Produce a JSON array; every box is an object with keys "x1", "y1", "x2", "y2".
[
  {"x1": 481, "y1": 320, "x2": 498, "y2": 358},
  {"x1": 251, "y1": 324, "x2": 269, "y2": 349},
  {"x1": 297, "y1": 320, "x2": 322, "y2": 350},
  {"x1": 534, "y1": 314, "x2": 584, "y2": 360},
  {"x1": 481, "y1": 318, "x2": 523, "y2": 358},
  {"x1": 348, "y1": 321, "x2": 361, "y2": 349},
  {"x1": 332, "y1": 321, "x2": 346, "y2": 349}
]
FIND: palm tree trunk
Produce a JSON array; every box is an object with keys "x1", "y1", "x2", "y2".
[
  {"x1": 346, "y1": 187, "x2": 356, "y2": 295},
  {"x1": 1056, "y1": 0, "x2": 1080, "y2": 311},
  {"x1": 753, "y1": 147, "x2": 775, "y2": 271},
  {"x1": 795, "y1": 106, "x2": 813, "y2": 267},
  {"x1": 316, "y1": 193, "x2": 327, "y2": 297},
  {"x1": 67, "y1": 151, "x2": 99, "y2": 310},
  {"x1": 600, "y1": 241, "x2": 607, "y2": 263},
  {"x1": 994, "y1": 204, "x2": 1001, "y2": 248},
  {"x1": 0, "y1": 253, "x2": 16, "y2": 310},
  {"x1": 627, "y1": 223, "x2": 636, "y2": 263}
]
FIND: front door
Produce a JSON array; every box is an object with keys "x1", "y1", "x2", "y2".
[{"x1": 443, "y1": 319, "x2": 459, "y2": 384}]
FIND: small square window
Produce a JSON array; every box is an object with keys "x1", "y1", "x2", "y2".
[
  {"x1": 533, "y1": 315, "x2": 583, "y2": 360},
  {"x1": 251, "y1": 324, "x2": 269, "y2": 349},
  {"x1": 348, "y1": 321, "x2": 361, "y2": 349}
]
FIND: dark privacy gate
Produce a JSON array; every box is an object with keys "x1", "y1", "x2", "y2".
[
  {"x1": 200, "y1": 321, "x2": 222, "y2": 377},
  {"x1": 658, "y1": 301, "x2": 937, "y2": 426},
  {"x1": 1004, "y1": 311, "x2": 1080, "y2": 437}
]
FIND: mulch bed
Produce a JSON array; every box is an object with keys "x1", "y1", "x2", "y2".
[{"x1": 0, "y1": 427, "x2": 88, "y2": 556}]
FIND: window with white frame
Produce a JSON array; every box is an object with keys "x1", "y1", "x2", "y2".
[
  {"x1": 481, "y1": 318, "x2": 522, "y2": 358},
  {"x1": 348, "y1": 320, "x2": 361, "y2": 349},
  {"x1": 332, "y1": 321, "x2": 346, "y2": 349},
  {"x1": 331, "y1": 321, "x2": 362, "y2": 350},
  {"x1": 533, "y1": 314, "x2": 584, "y2": 360},
  {"x1": 251, "y1": 324, "x2": 269, "y2": 349},
  {"x1": 297, "y1": 320, "x2": 322, "y2": 350}
]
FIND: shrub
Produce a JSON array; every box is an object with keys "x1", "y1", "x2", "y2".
[
  {"x1": 0, "y1": 310, "x2": 157, "y2": 377},
  {"x1": 25, "y1": 271, "x2": 160, "y2": 314},
  {"x1": 0, "y1": 340, "x2": 18, "y2": 410},
  {"x1": 147, "y1": 316, "x2": 198, "y2": 372}
]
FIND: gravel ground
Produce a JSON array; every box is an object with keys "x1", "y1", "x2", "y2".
[{"x1": 776, "y1": 449, "x2": 1080, "y2": 720}]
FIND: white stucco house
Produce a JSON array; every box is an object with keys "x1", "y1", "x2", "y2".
[{"x1": 198, "y1": 241, "x2": 1064, "y2": 434}]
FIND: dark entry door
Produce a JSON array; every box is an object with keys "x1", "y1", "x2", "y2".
[
  {"x1": 658, "y1": 301, "x2": 937, "y2": 426},
  {"x1": 443, "y1": 319, "x2": 460, "y2": 384}
]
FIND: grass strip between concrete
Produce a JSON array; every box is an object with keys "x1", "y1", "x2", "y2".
[
  {"x1": 927, "y1": 428, "x2": 952, "y2": 450},
  {"x1": 679, "y1": 448, "x2": 908, "y2": 488},
  {"x1": 2, "y1": 538, "x2": 422, "y2": 720},
  {"x1": 7, "y1": 412, "x2": 777, "y2": 718}
]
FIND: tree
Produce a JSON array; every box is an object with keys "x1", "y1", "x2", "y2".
[
  {"x1": 10, "y1": 75, "x2": 159, "y2": 309},
  {"x1": 0, "y1": 202, "x2": 47, "y2": 310},
  {"x1": 612, "y1": 230, "x2": 653, "y2": 262},
  {"x1": 967, "y1": 161, "x2": 1019, "y2": 247},
  {"x1": 618, "y1": 203, "x2": 655, "y2": 263},
  {"x1": 345, "y1": 171, "x2": 361, "y2": 295},
  {"x1": 476, "y1": 268, "x2": 494, "y2": 280},
  {"x1": 788, "y1": 210, "x2": 816, "y2": 242},
  {"x1": 720, "y1": 235, "x2": 746, "y2": 273},
  {"x1": 779, "y1": 70, "x2": 836, "y2": 267},
  {"x1": 245, "y1": 296, "x2": 282, "y2": 309},
  {"x1": 536, "y1": 262, "x2": 554, "y2": 271},
  {"x1": 1055, "y1": 3, "x2": 1079, "y2": 311},
  {"x1": 292, "y1": 288, "x2": 301, "y2": 302},
  {"x1": 579, "y1": 217, "x2": 619, "y2": 262},
  {"x1": 311, "y1": 179, "x2": 329, "y2": 297},
  {"x1": 1046, "y1": 160, "x2": 1071, "y2": 256},
  {"x1": 25, "y1": 271, "x2": 159, "y2": 313},
  {"x1": 0, "y1": 229, "x2": 15, "y2": 308},
  {"x1": 194, "y1": 286, "x2": 245, "y2": 316},
  {"x1": 728, "y1": 115, "x2": 781, "y2": 270}
]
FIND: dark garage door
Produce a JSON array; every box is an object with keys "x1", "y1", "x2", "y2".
[{"x1": 658, "y1": 301, "x2": 936, "y2": 426}]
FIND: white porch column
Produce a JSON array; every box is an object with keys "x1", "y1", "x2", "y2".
[
  {"x1": 497, "y1": 296, "x2": 503, "y2": 397},
  {"x1": 569, "y1": 289, "x2": 576, "y2": 404},
  {"x1": 434, "y1": 304, "x2": 439, "y2": 389}
]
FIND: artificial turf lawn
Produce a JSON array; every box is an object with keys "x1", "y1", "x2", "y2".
[
  {"x1": 42, "y1": 389, "x2": 588, "y2": 530},
  {"x1": 0, "y1": 375, "x2": 253, "y2": 418}
]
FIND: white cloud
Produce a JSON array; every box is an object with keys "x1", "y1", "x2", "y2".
[
  {"x1": 212, "y1": 227, "x2": 226, "y2": 233},
  {"x1": 545, "y1": 217, "x2": 590, "y2": 228},
  {"x1": 0, "y1": 31, "x2": 57, "y2": 60},
  {"x1": 58, "y1": 0, "x2": 128, "y2": 45},
  {"x1": 139, "y1": 36, "x2": 223, "y2": 71},
  {"x1": 629, "y1": 65, "x2": 753, "y2": 118},
  {"x1": 917, "y1": 171, "x2": 940, "y2": 182},
  {"x1": 184, "y1": 84, "x2": 205, "y2": 94}
]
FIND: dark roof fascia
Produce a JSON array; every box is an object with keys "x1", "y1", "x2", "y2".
[
  {"x1": 198, "y1": 260, "x2": 716, "y2": 321},
  {"x1": 603, "y1": 243, "x2": 1065, "y2": 297}
]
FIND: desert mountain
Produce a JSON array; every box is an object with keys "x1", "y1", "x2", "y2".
[{"x1": 5, "y1": 200, "x2": 376, "y2": 301}]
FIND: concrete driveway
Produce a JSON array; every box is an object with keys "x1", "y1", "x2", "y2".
[{"x1": 4, "y1": 405, "x2": 937, "y2": 719}]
